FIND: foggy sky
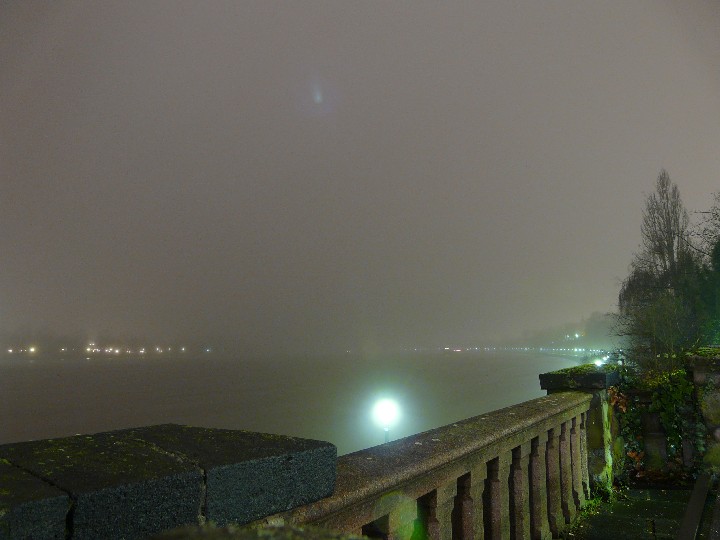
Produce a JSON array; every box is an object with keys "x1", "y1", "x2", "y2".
[{"x1": 2, "y1": 1, "x2": 719, "y2": 354}]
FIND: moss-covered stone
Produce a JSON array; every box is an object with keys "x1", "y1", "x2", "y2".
[
  {"x1": 549, "y1": 364, "x2": 619, "y2": 376},
  {"x1": 612, "y1": 436, "x2": 626, "y2": 479},
  {"x1": 539, "y1": 364, "x2": 619, "y2": 391},
  {"x1": 702, "y1": 442, "x2": 720, "y2": 470},
  {"x1": 699, "y1": 389, "x2": 720, "y2": 426},
  {"x1": 585, "y1": 396, "x2": 614, "y2": 492}
]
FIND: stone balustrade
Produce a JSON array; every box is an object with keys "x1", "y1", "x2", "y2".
[
  {"x1": 264, "y1": 392, "x2": 592, "y2": 540},
  {"x1": 2, "y1": 383, "x2": 602, "y2": 539}
]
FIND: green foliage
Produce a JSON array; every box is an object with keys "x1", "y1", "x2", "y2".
[
  {"x1": 611, "y1": 367, "x2": 706, "y2": 478},
  {"x1": 613, "y1": 179, "x2": 720, "y2": 479},
  {"x1": 703, "y1": 444, "x2": 720, "y2": 468},
  {"x1": 610, "y1": 385, "x2": 644, "y2": 474},
  {"x1": 648, "y1": 369, "x2": 696, "y2": 460}
]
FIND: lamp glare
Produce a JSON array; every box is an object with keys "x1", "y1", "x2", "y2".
[{"x1": 373, "y1": 399, "x2": 400, "y2": 429}]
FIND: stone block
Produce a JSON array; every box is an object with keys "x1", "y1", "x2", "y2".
[
  {"x1": 129, "y1": 424, "x2": 337, "y2": 526},
  {"x1": 0, "y1": 460, "x2": 69, "y2": 540},
  {"x1": 539, "y1": 367, "x2": 619, "y2": 391},
  {"x1": 0, "y1": 424, "x2": 337, "y2": 538},
  {"x1": 0, "y1": 430, "x2": 203, "y2": 540}
]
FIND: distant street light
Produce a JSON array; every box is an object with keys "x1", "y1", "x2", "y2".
[{"x1": 372, "y1": 398, "x2": 400, "y2": 443}]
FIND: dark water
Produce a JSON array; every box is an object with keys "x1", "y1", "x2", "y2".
[{"x1": 0, "y1": 351, "x2": 578, "y2": 455}]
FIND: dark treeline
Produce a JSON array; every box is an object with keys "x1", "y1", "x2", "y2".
[{"x1": 617, "y1": 170, "x2": 720, "y2": 371}]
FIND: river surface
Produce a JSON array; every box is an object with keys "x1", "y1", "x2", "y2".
[{"x1": 0, "y1": 351, "x2": 579, "y2": 455}]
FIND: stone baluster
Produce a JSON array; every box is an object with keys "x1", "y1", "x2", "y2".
[
  {"x1": 545, "y1": 427, "x2": 563, "y2": 537},
  {"x1": 423, "y1": 482, "x2": 457, "y2": 540},
  {"x1": 484, "y1": 454, "x2": 511, "y2": 539},
  {"x1": 438, "y1": 482, "x2": 458, "y2": 540},
  {"x1": 510, "y1": 443, "x2": 531, "y2": 540},
  {"x1": 579, "y1": 412, "x2": 590, "y2": 499},
  {"x1": 570, "y1": 416, "x2": 585, "y2": 510},
  {"x1": 388, "y1": 496, "x2": 417, "y2": 540},
  {"x1": 559, "y1": 422, "x2": 576, "y2": 524},
  {"x1": 529, "y1": 434, "x2": 551, "y2": 540},
  {"x1": 470, "y1": 463, "x2": 488, "y2": 540},
  {"x1": 452, "y1": 473, "x2": 474, "y2": 540}
]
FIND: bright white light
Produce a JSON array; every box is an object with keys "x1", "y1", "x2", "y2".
[
  {"x1": 372, "y1": 399, "x2": 400, "y2": 429},
  {"x1": 7, "y1": 349, "x2": 12, "y2": 353},
  {"x1": 28, "y1": 347, "x2": 36, "y2": 353},
  {"x1": 594, "y1": 359, "x2": 604, "y2": 367}
]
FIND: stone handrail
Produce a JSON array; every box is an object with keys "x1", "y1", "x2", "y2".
[
  {"x1": 265, "y1": 392, "x2": 592, "y2": 540},
  {"x1": 2, "y1": 393, "x2": 596, "y2": 539}
]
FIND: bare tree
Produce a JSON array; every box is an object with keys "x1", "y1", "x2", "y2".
[
  {"x1": 618, "y1": 170, "x2": 703, "y2": 369},
  {"x1": 694, "y1": 191, "x2": 720, "y2": 260},
  {"x1": 635, "y1": 169, "x2": 693, "y2": 287}
]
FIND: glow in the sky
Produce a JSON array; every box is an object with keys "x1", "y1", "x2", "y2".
[{"x1": 312, "y1": 84, "x2": 323, "y2": 105}]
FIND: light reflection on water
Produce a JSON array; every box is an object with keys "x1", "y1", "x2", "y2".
[{"x1": 0, "y1": 352, "x2": 578, "y2": 455}]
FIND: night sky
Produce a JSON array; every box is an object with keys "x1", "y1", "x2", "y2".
[{"x1": 2, "y1": 1, "x2": 719, "y2": 355}]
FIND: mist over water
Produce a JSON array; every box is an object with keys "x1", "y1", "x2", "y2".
[
  {"x1": 1, "y1": 351, "x2": 577, "y2": 454},
  {"x1": 3, "y1": 3, "x2": 720, "y2": 353}
]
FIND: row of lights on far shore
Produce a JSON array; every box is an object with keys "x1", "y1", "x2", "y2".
[
  {"x1": 6, "y1": 344, "x2": 213, "y2": 355},
  {"x1": 6, "y1": 347, "x2": 37, "y2": 354},
  {"x1": 439, "y1": 346, "x2": 608, "y2": 354},
  {"x1": 84, "y1": 344, "x2": 188, "y2": 355}
]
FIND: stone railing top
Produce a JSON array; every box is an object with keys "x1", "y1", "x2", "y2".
[
  {"x1": 153, "y1": 524, "x2": 364, "y2": 540},
  {"x1": 277, "y1": 391, "x2": 591, "y2": 525}
]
